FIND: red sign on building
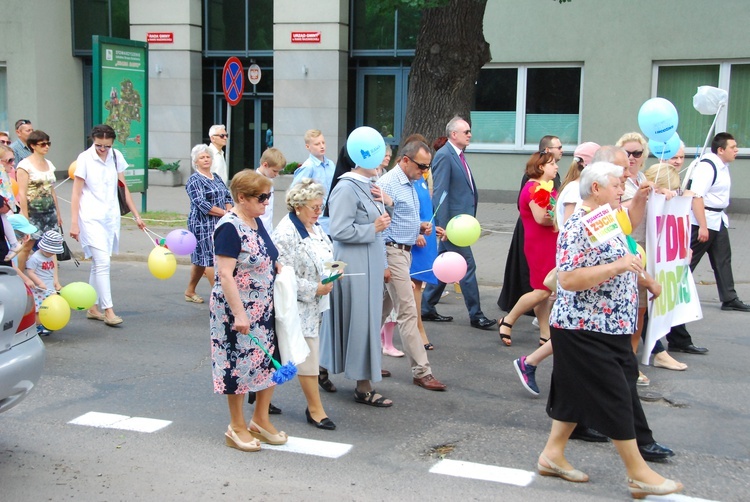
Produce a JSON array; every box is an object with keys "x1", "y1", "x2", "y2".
[
  {"x1": 147, "y1": 32, "x2": 174, "y2": 44},
  {"x1": 291, "y1": 31, "x2": 321, "y2": 43}
]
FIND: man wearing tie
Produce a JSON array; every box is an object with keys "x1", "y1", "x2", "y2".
[{"x1": 421, "y1": 117, "x2": 496, "y2": 330}]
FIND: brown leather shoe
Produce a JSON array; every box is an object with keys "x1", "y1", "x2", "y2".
[{"x1": 413, "y1": 374, "x2": 447, "y2": 391}]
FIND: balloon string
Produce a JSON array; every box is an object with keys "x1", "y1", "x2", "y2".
[
  {"x1": 141, "y1": 227, "x2": 162, "y2": 247},
  {"x1": 410, "y1": 268, "x2": 433, "y2": 276},
  {"x1": 429, "y1": 191, "x2": 448, "y2": 225}
]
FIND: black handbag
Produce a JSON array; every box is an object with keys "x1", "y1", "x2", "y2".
[
  {"x1": 56, "y1": 225, "x2": 80, "y2": 267},
  {"x1": 113, "y1": 153, "x2": 131, "y2": 216}
]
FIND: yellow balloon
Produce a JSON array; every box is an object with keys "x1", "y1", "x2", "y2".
[
  {"x1": 68, "y1": 161, "x2": 77, "y2": 179},
  {"x1": 636, "y1": 243, "x2": 647, "y2": 268},
  {"x1": 446, "y1": 214, "x2": 481, "y2": 247},
  {"x1": 39, "y1": 294, "x2": 71, "y2": 331},
  {"x1": 148, "y1": 246, "x2": 177, "y2": 280}
]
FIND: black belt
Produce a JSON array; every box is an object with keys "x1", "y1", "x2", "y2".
[
  {"x1": 705, "y1": 206, "x2": 725, "y2": 212},
  {"x1": 385, "y1": 242, "x2": 412, "y2": 252}
]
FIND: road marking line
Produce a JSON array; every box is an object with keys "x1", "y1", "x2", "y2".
[
  {"x1": 429, "y1": 459, "x2": 535, "y2": 487},
  {"x1": 260, "y1": 436, "x2": 352, "y2": 458},
  {"x1": 68, "y1": 412, "x2": 172, "y2": 433},
  {"x1": 640, "y1": 495, "x2": 719, "y2": 502}
]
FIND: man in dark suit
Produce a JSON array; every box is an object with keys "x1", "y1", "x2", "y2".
[{"x1": 421, "y1": 117, "x2": 496, "y2": 330}]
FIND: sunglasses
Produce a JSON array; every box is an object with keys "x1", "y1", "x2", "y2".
[
  {"x1": 407, "y1": 156, "x2": 431, "y2": 170},
  {"x1": 94, "y1": 144, "x2": 113, "y2": 150},
  {"x1": 1, "y1": 157, "x2": 15, "y2": 164},
  {"x1": 0, "y1": 139, "x2": 11, "y2": 145},
  {"x1": 254, "y1": 192, "x2": 272, "y2": 203},
  {"x1": 213, "y1": 134, "x2": 229, "y2": 139},
  {"x1": 35, "y1": 141, "x2": 52, "y2": 148},
  {"x1": 626, "y1": 150, "x2": 644, "y2": 159}
]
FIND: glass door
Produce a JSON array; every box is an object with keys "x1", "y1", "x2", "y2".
[{"x1": 356, "y1": 68, "x2": 410, "y2": 147}]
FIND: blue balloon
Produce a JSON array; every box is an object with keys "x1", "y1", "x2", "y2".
[
  {"x1": 346, "y1": 126, "x2": 386, "y2": 169},
  {"x1": 638, "y1": 98, "x2": 679, "y2": 143},
  {"x1": 649, "y1": 132, "x2": 681, "y2": 160}
]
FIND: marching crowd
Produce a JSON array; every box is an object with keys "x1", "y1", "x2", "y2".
[{"x1": 3, "y1": 115, "x2": 742, "y2": 499}]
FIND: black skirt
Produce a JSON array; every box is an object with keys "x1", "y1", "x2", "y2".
[{"x1": 546, "y1": 326, "x2": 645, "y2": 441}]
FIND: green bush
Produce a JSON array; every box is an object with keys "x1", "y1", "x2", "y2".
[
  {"x1": 148, "y1": 158, "x2": 164, "y2": 169},
  {"x1": 148, "y1": 158, "x2": 180, "y2": 171},
  {"x1": 283, "y1": 162, "x2": 300, "y2": 175}
]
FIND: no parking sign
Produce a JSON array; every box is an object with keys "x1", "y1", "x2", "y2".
[{"x1": 222, "y1": 57, "x2": 244, "y2": 106}]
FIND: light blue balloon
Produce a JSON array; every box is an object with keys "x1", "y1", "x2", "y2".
[
  {"x1": 649, "y1": 132, "x2": 681, "y2": 160},
  {"x1": 346, "y1": 126, "x2": 386, "y2": 169},
  {"x1": 638, "y1": 98, "x2": 679, "y2": 143}
]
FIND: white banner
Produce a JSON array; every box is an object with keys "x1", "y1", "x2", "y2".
[{"x1": 643, "y1": 193, "x2": 702, "y2": 364}]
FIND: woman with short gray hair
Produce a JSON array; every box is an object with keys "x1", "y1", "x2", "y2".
[
  {"x1": 271, "y1": 178, "x2": 336, "y2": 430},
  {"x1": 183, "y1": 143, "x2": 233, "y2": 303}
]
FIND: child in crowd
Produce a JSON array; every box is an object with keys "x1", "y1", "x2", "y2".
[
  {"x1": 292, "y1": 129, "x2": 335, "y2": 235},
  {"x1": 25, "y1": 230, "x2": 64, "y2": 336},
  {"x1": 256, "y1": 147, "x2": 287, "y2": 234},
  {"x1": 8, "y1": 213, "x2": 38, "y2": 289}
]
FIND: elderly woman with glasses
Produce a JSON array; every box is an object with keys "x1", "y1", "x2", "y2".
[
  {"x1": 70, "y1": 124, "x2": 144, "y2": 326},
  {"x1": 15, "y1": 130, "x2": 63, "y2": 273},
  {"x1": 183, "y1": 144, "x2": 233, "y2": 303},
  {"x1": 271, "y1": 178, "x2": 336, "y2": 430},
  {"x1": 211, "y1": 169, "x2": 286, "y2": 452}
]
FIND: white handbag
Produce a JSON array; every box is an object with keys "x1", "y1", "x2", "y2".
[{"x1": 273, "y1": 266, "x2": 310, "y2": 365}]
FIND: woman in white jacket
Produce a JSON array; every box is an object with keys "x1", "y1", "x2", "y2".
[{"x1": 272, "y1": 178, "x2": 336, "y2": 430}]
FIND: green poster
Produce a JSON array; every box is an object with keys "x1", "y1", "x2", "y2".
[{"x1": 93, "y1": 36, "x2": 148, "y2": 192}]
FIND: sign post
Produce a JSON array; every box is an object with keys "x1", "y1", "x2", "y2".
[
  {"x1": 92, "y1": 36, "x2": 148, "y2": 212},
  {"x1": 222, "y1": 57, "x2": 244, "y2": 171}
]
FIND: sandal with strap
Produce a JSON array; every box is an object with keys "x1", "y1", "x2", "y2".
[
  {"x1": 354, "y1": 389, "x2": 393, "y2": 407},
  {"x1": 498, "y1": 317, "x2": 513, "y2": 346},
  {"x1": 539, "y1": 337, "x2": 550, "y2": 347},
  {"x1": 318, "y1": 368, "x2": 337, "y2": 393}
]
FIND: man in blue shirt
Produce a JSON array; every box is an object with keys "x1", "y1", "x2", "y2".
[
  {"x1": 292, "y1": 129, "x2": 335, "y2": 234},
  {"x1": 378, "y1": 140, "x2": 446, "y2": 392}
]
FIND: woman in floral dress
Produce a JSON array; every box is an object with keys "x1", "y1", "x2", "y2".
[{"x1": 210, "y1": 169, "x2": 286, "y2": 452}]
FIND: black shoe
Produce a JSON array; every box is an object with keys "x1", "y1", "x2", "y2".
[
  {"x1": 668, "y1": 343, "x2": 709, "y2": 355},
  {"x1": 318, "y1": 368, "x2": 337, "y2": 393},
  {"x1": 268, "y1": 402, "x2": 282, "y2": 415},
  {"x1": 470, "y1": 316, "x2": 497, "y2": 330},
  {"x1": 569, "y1": 425, "x2": 609, "y2": 443},
  {"x1": 422, "y1": 312, "x2": 453, "y2": 322},
  {"x1": 306, "y1": 408, "x2": 336, "y2": 430},
  {"x1": 638, "y1": 442, "x2": 675, "y2": 462},
  {"x1": 721, "y1": 298, "x2": 750, "y2": 311}
]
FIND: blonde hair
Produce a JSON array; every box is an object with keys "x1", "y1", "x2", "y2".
[
  {"x1": 559, "y1": 158, "x2": 584, "y2": 194},
  {"x1": 616, "y1": 131, "x2": 650, "y2": 160},
  {"x1": 286, "y1": 178, "x2": 325, "y2": 212},
  {"x1": 229, "y1": 169, "x2": 272, "y2": 201},
  {"x1": 260, "y1": 147, "x2": 286, "y2": 168},
  {"x1": 304, "y1": 129, "x2": 323, "y2": 144},
  {"x1": 644, "y1": 163, "x2": 680, "y2": 190}
]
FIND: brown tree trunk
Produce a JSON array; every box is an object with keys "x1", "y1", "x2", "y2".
[{"x1": 401, "y1": 0, "x2": 491, "y2": 147}]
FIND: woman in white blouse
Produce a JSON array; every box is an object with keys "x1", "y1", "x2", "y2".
[{"x1": 272, "y1": 178, "x2": 336, "y2": 430}]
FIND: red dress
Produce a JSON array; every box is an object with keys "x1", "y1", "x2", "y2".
[{"x1": 519, "y1": 180, "x2": 558, "y2": 290}]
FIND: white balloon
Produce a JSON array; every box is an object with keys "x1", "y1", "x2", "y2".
[{"x1": 693, "y1": 86, "x2": 728, "y2": 115}]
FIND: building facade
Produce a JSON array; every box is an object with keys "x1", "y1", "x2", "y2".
[{"x1": 1, "y1": 0, "x2": 749, "y2": 207}]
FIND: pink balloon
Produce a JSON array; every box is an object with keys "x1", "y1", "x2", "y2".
[
  {"x1": 432, "y1": 252, "x2": 467, "y2": 284},
  {"x1": 165, "y1": 229, "x2": 197, "y2": 255}
]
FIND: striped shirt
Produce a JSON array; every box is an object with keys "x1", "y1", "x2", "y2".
[{"x1": 378, "y1": 165, "x2": 421, "y2": 245}]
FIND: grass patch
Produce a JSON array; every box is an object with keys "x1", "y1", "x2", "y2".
[{"x1": 123, "y1": 211, "x2": 188, "y2": 228}]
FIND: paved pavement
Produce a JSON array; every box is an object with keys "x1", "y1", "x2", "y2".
[{"x1": 54, "y1": 179, "x2": 750, "y2": 291}]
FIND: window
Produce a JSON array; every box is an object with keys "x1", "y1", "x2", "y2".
[
  {"x1": 204, "y1": 0, "x2": 273, "y2": 54},
  {"x1": 656, "y1": 61, "x2": 750, "y2": 151},
  {"x1": 0, "y1": 64, "x2": 7, "y2": 133},
  {"x1": 470, "y1": 65, "x2": 582, "y2": 150},
  {"x1": 71, "y1": 0, "x2": 130, "y2": 56},
  {"x1": 351, "y1": 0, "x2": 419, "y2": 55}
]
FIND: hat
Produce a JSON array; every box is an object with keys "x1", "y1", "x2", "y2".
[
  {"x1": 8, "y1": 214, "x2": 38, "y2": 235},
  {"x1": 573, "y1": 142, "x2": 601, "y2": 167},
  {"x1": 38, "y1": 230, "x2": 64, "y2": 254}
]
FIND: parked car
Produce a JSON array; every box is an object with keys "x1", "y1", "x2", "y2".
[{"x1": 0, "y1": 266, "x2": 45, "y2": 414}]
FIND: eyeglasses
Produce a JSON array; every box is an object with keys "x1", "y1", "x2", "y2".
[
  {"x1": 406, "y1": 156, "x2": 431, "y2": 171},
  {"x1": 1, "y1": 157, "x2": 15, "y2": 164},
  {"x1": 254, "y1": 192, "x2": 272, "y2": 203},
  {"x1": 213, "y1": 134, "x2": 229, "y2": 139},
  {"x1": 462, "y1": 129, "x2": 471, "y2": 135},
  {"x1": 548, "y1": 145, "x2": 563, "y2": 151},
  {"x1": 0, "y1": 139, "x2": 10, "y2": 145},
  {"x1": 36, "y1": 141, "x2": 52, "y2": 148},
  {"x1": 306, "y1": 205, "x2": 323, "y2": 213},
  {"x1": 94, "y1": 144, "x2": 113, "y2": 150},
  {"x1": 626, "y1": 150, "x2": 644, "y2": 159}
]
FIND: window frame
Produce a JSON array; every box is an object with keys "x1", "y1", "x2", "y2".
[
  {"x1": 468, "y1": 63, "x2": 584, "y2": 154},
  {"x1": 652, "y1": 59, "x2": 750, "y2": 156},
  {"x1": 203, "y1": 0, "x2": 273, "y2": 57}
]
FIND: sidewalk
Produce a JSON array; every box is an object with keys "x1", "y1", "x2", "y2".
[{"x1": 53, "y1": 181, "x2": 750, "y2": 289}]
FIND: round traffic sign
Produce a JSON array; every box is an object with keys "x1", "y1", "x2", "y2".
[
  {"x1": 222, "y1": 57, "x2": 244, "y2": 107},
  {"x1": 248, "y1": 64, "x2": 261, "y2": 86}
]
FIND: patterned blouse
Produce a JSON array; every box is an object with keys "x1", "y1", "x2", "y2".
[{"x1": 550, "y1": 208, "x2": 637, "y2": 335}]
